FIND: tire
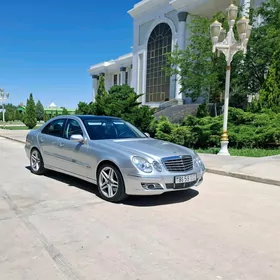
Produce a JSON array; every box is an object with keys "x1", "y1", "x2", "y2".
[
  {"x1": 30, "y1": 148, "x2": 46, "y2": 175},
  {"x1": 97, "y1": 163, "x2": 128, "y2": 203}
]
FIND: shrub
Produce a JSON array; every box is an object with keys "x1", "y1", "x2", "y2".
[
  {"x1": 155, "y1": 117, "x2": 174, "y2": 142},
  {"x1": 147, "y1": 118, "x2": 159, "y2": 138},
  {"x1": 124, "y1": 105, "x2": 155, "y2": 134},
  {"x1": 153, "y1": 107, "x2": 280, "y2": 149},
  {"x1": 170, "y1": 126, "x2": 193, "y2": 147},
  {"x1": 196, "y1": 103, "x2": 210, "y2": 118}
]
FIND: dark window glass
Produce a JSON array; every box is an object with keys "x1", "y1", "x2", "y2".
[
  {"x1": 146, "y1": 23, "x2": 172, "y2": 103},
  {"x1": 114, "y1": 74, "x2": 118, "y2": 85},
  {"x1": 41, "y1": 119, "x2": 66, "y2": 137},
  {"x1": 82, "y1": 118, "x2": 146, "y2": 140},
  {"x1": 125, "y1": 71, "x2": 129, "y2": 85},
  {"x1": 64, "y1": 119, "x2": 83, "y2": 140}
]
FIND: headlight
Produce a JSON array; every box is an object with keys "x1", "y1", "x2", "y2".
[
  {"x1": 132, "y1": 156, "x2": 153, "y2": 173},
  {"x1": 152, "y1": 161, "x2": 162, "y2": 172},
  {"x1": 193, "y1": 152, "x2": 204, "y2": 169}
]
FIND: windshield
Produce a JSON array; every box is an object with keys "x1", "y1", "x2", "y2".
[{"x1": 82, "y1": 118, "x2": 147, "y2": 140}]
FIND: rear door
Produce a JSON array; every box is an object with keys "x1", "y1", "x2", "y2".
[{"x1": 38, "y1": 118, "x2": 66, "y2": 168}]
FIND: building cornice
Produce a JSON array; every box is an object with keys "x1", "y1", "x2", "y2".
[
  {"x1": 169, "y1": 0, "x2": 196, "y2": 11},
  {"x1": 128, "y1": 0, "x2": 169, "y2": 18},
  {"x1": 170, "y1": 0, "x2": 233, "y2": 16},
  {"x1": 89, "y1": 53, "x2": 133, "y2": 76},
  {"x1": 128, "y1": 0, "x2": 231, "y2": 19}
]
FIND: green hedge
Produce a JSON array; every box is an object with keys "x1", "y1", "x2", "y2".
[{"x1": 149, "y1": 108, "x2": 280, "y2": 149}]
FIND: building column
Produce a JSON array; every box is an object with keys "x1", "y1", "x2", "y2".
[
  {"x1": 92, "y1": 75, "x2": 99, "y2": 102},
  {"x1": 176, "y1": 11, "x2": 188, "y2": 104},
  {"x1": 178, "y1": 11, "x2": 188, "y2": 50},
  {"x1": 120, "y1": 67, "x2": 126, "y2": 85}
]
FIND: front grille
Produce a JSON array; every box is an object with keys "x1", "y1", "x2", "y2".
[{"x1": 162, "y1": 155, "x2": 193, "y2": 172}]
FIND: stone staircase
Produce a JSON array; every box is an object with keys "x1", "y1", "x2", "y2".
[
  {"x1": 154, "y1": 104, "x2": 200, "y2": 123},
  {"x1": 155, "y1": 99, "x2": 179, "y2": 112}
]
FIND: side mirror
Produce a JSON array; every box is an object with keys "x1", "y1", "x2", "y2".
[
  {"x1": 70, "y1": 134, "x2": 84, "y2": 143},
  {"x1": 144, "y1": 132, "x2": 150, "y2": 138}
]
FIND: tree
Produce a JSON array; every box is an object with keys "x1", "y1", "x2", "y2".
[
  {"x1": 97, "y1": 74, "x2": 107, "y2": 96},
  {"x1": 36, "y1": 100, "x2": 45, "y2": 122},
  {"x1": 93, "y1": 85, "x2": 142, "y2": 117},
  {"x1": 62, "y1": 107, "x2": 69, "y2": 115},
  {"x1": 129, "y1": 105, "x2": 156, "y2": 133},
  {"x1": 165, "y1": 11, "x2": 248, "y2": 114},
  {"x1": 166, "y1": 1, "x2": 280, "y2": 113},
  {"x1": 232, "y1": 0, "x2": 280, "y2": 106},
  {"x1": 93, "y1": 74, "x2": 109, "y2": 115},
  {"x1": 75, "y1": 102, "x2": 92, "y2": 115},
  {"x1": 23, "y1": 93, "x2": 37, "y2": 129},
  {"x1": 3, "y1": 103, "x2": 17, "y2": 122},
  {"x1": 93, "y1": 84, "x2": 154, "y2": 132},
  {"x1": 44, "y1": 112, "x2": 51, "y2": 122},
  {"x1": 15, "y1": 110, "x2": 23, "y2": 121},
  {"x1": 165, "y1": 12, "x2": 236, "y2": 110},
  {"x1": 75, "y1": 85, "x2": 155, "y2": 133},
  {"x1": 258, "y1": 49, "x2": 280, "y2": 112}
]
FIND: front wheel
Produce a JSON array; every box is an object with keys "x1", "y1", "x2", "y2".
[
  {"x1": 97, "y1": 164, "x2": 128, "y2": 203},
  {"x1": 30, "y1": 148, "x2": 46, "y2": 175}
]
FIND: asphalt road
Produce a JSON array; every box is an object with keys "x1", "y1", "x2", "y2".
[{"x1": 0, "y1": 137, "x2": 279, "y2": 280}]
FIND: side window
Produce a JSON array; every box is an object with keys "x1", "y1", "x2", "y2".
[
  {"x1": 64, "y1": 119, "x2": 83, "y2": 140},
  {"x1": 41, "y1": 119, "x2": 66, "y2": 137}
]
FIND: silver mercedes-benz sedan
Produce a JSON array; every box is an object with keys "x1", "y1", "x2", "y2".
[{"x1": 25, "y1": 115, "x2": 205, "y2": 202}]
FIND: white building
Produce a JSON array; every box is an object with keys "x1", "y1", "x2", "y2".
[{"x1": 89, "y1": 0, "x2": 261, "y2": 107}]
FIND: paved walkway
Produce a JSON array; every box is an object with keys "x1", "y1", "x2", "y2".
[
  {"x1": 199, "y1": 153, "x2": 280, "y2": 186},
  {"x1": 1, "y1": 128, "x2": 280, "y2": 186},
  {"x1": 2, "y1": 138, "x2": 280, "y2": 280},
  {"x1": 0, "y1": 128, "x2": 28, "y2": 143}
]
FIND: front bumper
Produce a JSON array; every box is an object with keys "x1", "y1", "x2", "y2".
[{"x1": 123, "y1": 168, "x2": 205, "y2": 196}]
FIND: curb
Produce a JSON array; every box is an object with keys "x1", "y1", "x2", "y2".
[
  {"x1": 1, "y1": 134, "x2": 280, "y2": 187},
  {"x1": 206, "y1": 168, "x2": 280, "y2": 187},
  {"x1": 0, "y1": 135, "x2": 25, "y2": 144}
]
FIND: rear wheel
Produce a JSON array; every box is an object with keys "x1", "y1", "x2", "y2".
[
  {"x1": 30, "y1": 148, "x2": 46, "y2": 175},
  {"x1": 97, "y1": 164, "x2": 128, "y2": 203}
]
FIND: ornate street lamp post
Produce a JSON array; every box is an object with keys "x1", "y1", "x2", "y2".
[
  {"x1": 0, "y1": 88, "x2": 10, "y2": 126},
  {"x1": 210, "y1": 4, "x2": 252, "y2": 155}
]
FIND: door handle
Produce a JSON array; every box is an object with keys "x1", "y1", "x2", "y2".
[{"x1": 58, "y1": 142, "x2": 64, "y2": 148}]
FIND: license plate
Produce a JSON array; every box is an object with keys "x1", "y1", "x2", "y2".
[{"x1": 175, "y1": 174, "x2": 197, "y2": 184}]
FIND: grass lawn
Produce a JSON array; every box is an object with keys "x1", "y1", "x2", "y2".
[
  {"x1": 196, "y1": 147, "x2": 280, "y2": 157},
  {"x1": 0, "y1": 126, "x2": 29, "y2": 130},
  {"x1": 0, "y1": 121, "x2": 24, "y2": 125},
  {"x1": 0, "y1": 125, "x2": 39, "y2": 130},
  {"x1": 0, "y1": 124, "x2": 41, "y2": 130}
]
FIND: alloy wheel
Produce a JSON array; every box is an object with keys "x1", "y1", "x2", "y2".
[
  {"x1": 31, "y1": 149, "x2": 41, "y2": 172},
  {"x1": 98, "y1": 167, "x2": 119, "y2": 198}
]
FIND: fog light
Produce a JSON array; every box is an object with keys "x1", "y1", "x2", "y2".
[{"x1": 141, "y1": 183, "x2": 163, "y2": 190}]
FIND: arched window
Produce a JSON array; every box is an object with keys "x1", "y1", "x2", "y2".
[{"x1": 146, "y1": 23, "x2": 172, "y2": 103}]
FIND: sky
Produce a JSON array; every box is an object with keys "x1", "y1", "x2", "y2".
[{"x1": 0, "y1": 0, "x2": 139, "y2": 109}]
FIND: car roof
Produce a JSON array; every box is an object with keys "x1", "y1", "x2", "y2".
[
  {"x1": 48, "y1": 115, "x2": 122, "y2": 122},
  {"x1": 76, "y1": 115, "x2": 121, "y2": 120}
]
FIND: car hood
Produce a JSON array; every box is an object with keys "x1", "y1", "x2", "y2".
[{"x1": 94, "y1": 138, "x2": 194, "y2": 160}]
